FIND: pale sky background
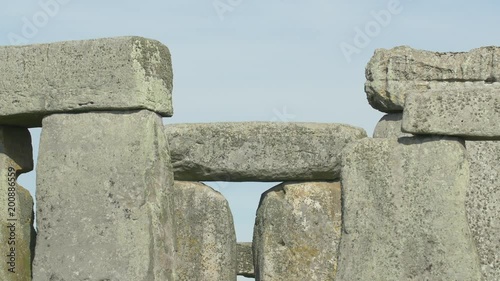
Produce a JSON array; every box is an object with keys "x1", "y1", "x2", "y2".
[{"x1": 2, "y1": 1, "x2": 500, "y2": 280}]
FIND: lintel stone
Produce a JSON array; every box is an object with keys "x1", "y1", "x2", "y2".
[
  {"x1": 365, "y1": 45, "x2": 500, "y2": 112},
  {"x1": 0, "y1": 36, "x2": 173, "y2": 127},
  {"x1": 402, "y1": 87, "x2": 500, "y2": 139},
  {"x1": 166, "y1": 122, "x2": 367, "y2": 181}
]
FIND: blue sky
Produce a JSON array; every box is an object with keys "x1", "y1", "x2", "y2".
[{"x1": 3, "y1": 1, "x2": 500, "y2": 279}]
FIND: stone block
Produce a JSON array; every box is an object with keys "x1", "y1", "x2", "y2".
[
  {"x1": 166, "y1": 122, "x2": 366, "y2": 181},
  {"x1": 173, "y1": 181, "x2": 236, "y2": 281},
  {"x1": 373, "y1": 113, "x2": 412, "y2": 138},
  {"x1": 237, "y1": 242, "x2": 254, "y2": 278},
  {"x1": 465, "y1": 141, "x2": 500, "y2": 280},
  {"x1": 0, "y1": 36, "x2": 173, "y2": 127},
  {"x1": 0, "y1": 126, "x2": 35, "y2": 281},
  {"x1": 336, "y1": 137, "x2": 481, "y2": 281},
  {"x1": 253, "y1": 181, "x2": 342, "y2": 281},
  {"x1": 32, "y1": 110, "x2": 175, "y2": 281},
  {"x1": 365, "y1": 45, "x2": 500, "y2": 112},
  {"x1": 402, "y1": 87, "x2": 500, "y2": 139}
]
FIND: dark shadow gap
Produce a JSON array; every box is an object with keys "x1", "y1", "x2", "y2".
[{"x1": 16, "y1": 128, "x2": 41, "y2": 228}]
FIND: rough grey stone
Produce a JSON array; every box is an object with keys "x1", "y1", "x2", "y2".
[
  {"x1": 402, "y1": 87, "x2": 500, "y2": 139},
  {"x1": 337, "y1": 137, "x2": 481, "y2": 281},
  {"x1": 0, "y1": 126, "x2": 35, "y2": 281},
  {"x1": 166, "y1": 122, "x2": 367, "y2": 181},
  {"x1": 465, "y1": 141, "x2": 500, "y2": 280},
  {"x1": 253, "y1": 181, "x2": 342, "y2": 281},
  {"x1": 237, "y1": 242, "x2": 254, "y2": 278},
  {"x1": 33, "y1": 110, "x2": 175, "y2": 281},
  {"x1": 373, "y1": 113, "x2": 412, "y2": 138},
  {"x1": 173, "y1": 181, "x2": 236, "y2": 281},
  {"x1": 0, "y1": 36, "x2": 173, "y2": 127},
  {"x1": 365, "y1": 45, "x2": 500, "y2": 112}
]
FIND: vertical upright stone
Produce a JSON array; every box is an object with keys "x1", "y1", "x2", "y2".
[
  {"x1": 253, "y1": 182, "x2": 342, "y2": 281},
  {"x1": 174, "y1": 181, "x2": 236, "y2": 281},
  {"x1": 173, "y1": 181, "x2": 236, "y2": 281},
  {"x1": 337, "y1": 137, "x2": 481, "y2": 281},
  {"x1": 466, "y1": 141, "x2": 500, "y2": 280},
  {"x1": 33, "y1": 110, "x2": 175, "y2": 281},
  {"x1": 0, "y1": 127, "x2": 35, "y2": 281}
]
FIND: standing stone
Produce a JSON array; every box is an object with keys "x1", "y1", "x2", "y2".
[
  {"x1": 373, "y1": 113, "x2": 412, "y2": 138},
  {"x1": 365, "y1": 45, "x2": 500, "y2": 112},
  {"x1": 465, "y1": 141, "x2": 500, "y2": 280},
  {"x1": 402, "y1": 87, "x2": 500, "y2": 139},
  {"x1": 0, "y1": 127, "x2": 35, "y2": 281},
  {"x1": 173, "y1": 181, "x2": 236, "y2": 281},
  {"x1": 0, "y1": 36, "x2": 173, "y2": 127},
  {"x1": 237, "y1": 242, "x2": 254, "y2": 278},
  {"x1": 337, "y1": 137, "x2": 481, "y2": 281},
  {"x1": 253, "y1": 181, "x2": 342, "y2": 281},
  {"x1": 33, "y1": 110, "x2": 175, "y2": 281},
  {"x1": 166, "y1": 122, "x2": 367, "y2": 181}
]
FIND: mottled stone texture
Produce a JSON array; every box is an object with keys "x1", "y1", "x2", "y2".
[
  {"x1": 465, "y1": 141, "x2": 500, "y2": 280},
  {"x1": 0, "y1": 127, "x2": 35, "y2": 281},
  {"x1": 365, "y1": 45, "x2": 500, "y2": 112},
  {"x1": 33, "y1": 110, "x2": 175, "y2": 281},
  {"x1": 173, "y1": 181, "x2": 236, "y2": 281},
  {"x1": 0, "y1": 36, "x2": 173, "y2": 127},
  {"x1": 373, "y1": 113, "x2": 412, "y2": 138},
  {"x1": 402, "y1": 87, "x2": 500, "y2": 139},
  {"x1": 166, "y1": 122, "x2": 367, "y2": 181},
  {"x1": 337, "y1": 137, "x2": 481, "y2": 281},
  {"x1": 253, "y1": 182, "x2": 342, "y2": 281},
  {"x1": 237, "y1": 242, "x2": 254, "y2": 278}
]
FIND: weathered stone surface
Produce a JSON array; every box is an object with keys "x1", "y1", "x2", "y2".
[
  {"x1": 365, "y1": 45, "x2": 500, "y2": 112},
  {"x1": 465, "y1": 141, "x2": 500, "y2": 280},
  {"x1": 237, "y1": 242, "x2": 254, "y2": 278},
  {"x1": 33, "y1": 110, "x2": 175, "y2": 281},
  {"x1": 166, "y1": 122, "x2": 367, "y2": 181},
  {"x1": 373, "y1": 113, "x2": 412, "y2": 138},
  {"x1": 337, "y1": 137, "x2": 481, "y2": 281},
  {"x1": 173, "y1": 181, "x2": 236, "y2": 281},
  {"x1": 402, "y1": 87, "x2": 500, "y2": 139},
  {"x1": 0, "y1": 36, "x2": 173, "y2": 127},
  {"x1": 253, "y1": 181, "x2": 342, "y2": 281},
  {"x1": 0, "y1": 127, "x2": 35, "y2": 281}
]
